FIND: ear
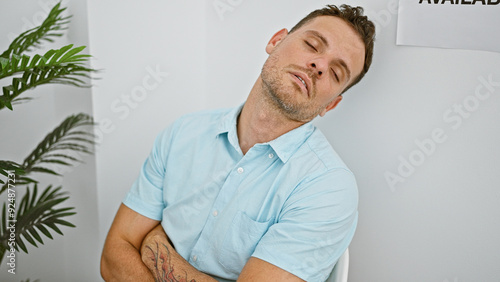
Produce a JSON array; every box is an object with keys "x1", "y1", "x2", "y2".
[
  {"x1": 265, "y1": 28, "x2": 289, "y2": 54},
  {"x1": 319, "y1": 95, "x2": 343, "y2": 117}
]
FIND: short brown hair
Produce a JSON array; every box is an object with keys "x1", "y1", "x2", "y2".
[{"x1": 289, "y1": 4, "x2": 376, "y2": 94}]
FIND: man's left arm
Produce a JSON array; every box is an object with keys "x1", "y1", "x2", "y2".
[
  {"x1": 247, "y1": 168, "x2": 358, "y2": 281},
  {"x1": 238, "y1": 257, "x2": 305, "y2": 281}
]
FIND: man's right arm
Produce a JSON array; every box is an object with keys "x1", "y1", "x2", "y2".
[{"x1": 101, "y1": 203, "x2": 160, "y2": 281}]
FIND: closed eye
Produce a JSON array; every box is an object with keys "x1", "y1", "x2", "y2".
[
  {"x1": 331, "y1": 68, "x2": 339, "y2": 82},
  {"x1": 304, "y1": 41, "x2": 317, "y2": 52}
]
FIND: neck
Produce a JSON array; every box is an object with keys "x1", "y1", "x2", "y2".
[{"x1": 237, "y1": 77, "x2": 305, "y2": 155}]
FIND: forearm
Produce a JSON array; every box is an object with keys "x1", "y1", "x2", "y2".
[
  {"x1": 101, "y1": 204, "x2": 160, "y2": 281},
  {"x1": 101, "y1": 236, "x2": 155, "y2": 281},
  {"x1": 141, "y1": 225, "x2": 218, "y2": 282}
]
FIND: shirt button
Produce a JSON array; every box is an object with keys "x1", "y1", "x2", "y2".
[
  {"x1": 213, "y1": 210, "x2": 218, "y2": 217},
  {"x1": 268, "y1": 153, "x2": 274, "y2": 158},
  {"x1": 237, "y1": 167, "x2": 244, "y2": 174},
  {"x1": 193, "y1": 255, "x2": 198, "y2": 262}
]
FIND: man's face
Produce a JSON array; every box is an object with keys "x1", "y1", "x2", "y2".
[{"x1": 260, "y1": 16, "x2": 365, "y2": 122}]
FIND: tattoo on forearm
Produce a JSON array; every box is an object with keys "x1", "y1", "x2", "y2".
[{"x1": 145, "y1": 242, "x2": 196, "y2": 282}]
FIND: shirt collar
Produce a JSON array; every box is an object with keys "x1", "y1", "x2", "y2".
[
  {"x1": 216, "y1": 104, "x2": 316, "y2": 163},
  {"x1": 216, "y1": 104, "x2": 243, "y2": 136},
  {"x1": 267, "y1": 122, "x2": 315, "y2": 163},
  {"x1": 216, "y1": 104, "x2": 244, "y2": 154}
]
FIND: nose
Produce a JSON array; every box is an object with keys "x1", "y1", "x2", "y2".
[{"x1": 309, "y1": 58, "x2": 328, "y2": 78}]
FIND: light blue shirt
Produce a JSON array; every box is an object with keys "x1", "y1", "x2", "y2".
[{"x1": 123, "y1": 106, "x2": 358, "y2": 282}]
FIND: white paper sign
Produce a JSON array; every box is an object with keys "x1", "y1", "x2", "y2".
[{"x1": 397, "y1": 0, "x2": 500, "y2": 53}]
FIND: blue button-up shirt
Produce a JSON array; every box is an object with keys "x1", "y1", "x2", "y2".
[{"x1": 123, "y1": 106, "x2": 358, "y2": 282}]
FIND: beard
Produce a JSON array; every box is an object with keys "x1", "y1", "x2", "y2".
[{"x1": 260, "y1": 55, "x2": 325, "y2": 123}]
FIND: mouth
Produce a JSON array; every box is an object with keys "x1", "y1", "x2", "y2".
[{"x1": 290, "y1": 72, "x2": 310, "y2": 97}]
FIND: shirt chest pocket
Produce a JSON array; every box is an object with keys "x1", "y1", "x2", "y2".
[{"x1": 218, "y1": 211, "x2": 273, "y2": 276}]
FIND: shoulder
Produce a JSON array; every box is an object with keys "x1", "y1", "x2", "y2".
[
  {"x1": 287, "y1": 128, "x2": 358, "y2": 204},
  {"x1": 294, "y1": 128, "x2": 354, "y2": 176}
]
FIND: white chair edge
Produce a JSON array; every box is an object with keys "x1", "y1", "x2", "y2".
[{"x1": 325, "y1": 248, "x2": 349, "y2": 282}]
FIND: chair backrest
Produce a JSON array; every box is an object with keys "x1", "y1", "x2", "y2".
[{"x1": 324, "y1": 248, "x2": 349, "y2": 282}]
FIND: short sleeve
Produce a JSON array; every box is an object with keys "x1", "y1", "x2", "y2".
[
  {"x1": 251, "y1": 168, "x2": 358, "y2": 282},
  {"x1": 122, "y1": 124, "x2": 176, "y2": 220}
]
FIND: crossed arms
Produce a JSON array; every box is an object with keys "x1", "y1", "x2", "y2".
[{"x1": 100, "y1": 204, "x2": 305, "y2": 282}]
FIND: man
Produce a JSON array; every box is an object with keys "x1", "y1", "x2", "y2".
[{"x1": 101, "y1": 4, "x2": 375, "y2": 282}]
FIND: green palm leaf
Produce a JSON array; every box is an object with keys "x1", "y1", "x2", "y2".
[
  {"x1": 0, "y1": 184, "x2": 76, "y2": 255},
  {"x1": 0, "y1": 161, "x2": 24, "y2": 183},
  {"x1": 0, "y1": 113, "x2": 95, "y2": 194},
  {"x1": 0, "y1": 2, "x2": 69, "y2": 58},
  {"x1": 22, "y1": 113, "x2": 95, "y2": 170},
  {"x1": 0, "y1": 44, "x2": 95, "y2": 111},
  {"x1": 0, "y1": 160, "x2": 39, "y2": 188},
  {"x1": 0, "y1": 1, "x2": 97, "y2": 267}
]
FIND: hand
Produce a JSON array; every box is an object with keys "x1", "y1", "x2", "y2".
[{"x1": 141, "y1": 225, "x2": 216, "y2": 282}]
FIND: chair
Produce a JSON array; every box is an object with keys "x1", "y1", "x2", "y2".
[{"x1": 324, "y1": 248, "x2": 349, "y2": 282}]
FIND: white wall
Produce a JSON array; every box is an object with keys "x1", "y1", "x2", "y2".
[
  {"x1": 0, "y1": 0, "x2": 99, "y2": 281},
  {"x1": 2, "y1": 0, "x2": 498, "y2": 281},
  {"x1": 87, "y1": 0, "x2": 208, "y2": 253}
]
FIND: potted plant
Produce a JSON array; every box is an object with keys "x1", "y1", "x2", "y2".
[{"x1": 0, "y1": 2, "x2": 97, "y2": 273}]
